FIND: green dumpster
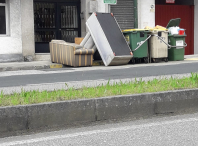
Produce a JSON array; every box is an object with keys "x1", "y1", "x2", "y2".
[
  {"x1": 166, "y1": 18, "x2": 187, "y2": 61},
  {"x1": 123, "y1": 29, "x2": 151, "y2": 63}
]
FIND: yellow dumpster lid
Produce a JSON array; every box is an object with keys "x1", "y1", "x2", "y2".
[
  {"x1": 122, "y1": 29, "x2": 149, "y2": 32},
  {"x1": 150, "y1": 28, "x2": 168, "y2": 32},
  {"x1": 150, "y1": 28, "x2": 168, "y2": 31}
]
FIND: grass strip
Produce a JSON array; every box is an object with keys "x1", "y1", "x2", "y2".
[{"x1": 0, "y1": 73, "x2": 198, "y2": 107}]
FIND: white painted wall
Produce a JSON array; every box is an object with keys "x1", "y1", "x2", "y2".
[
  {"x1": 80, "y1": 0, "x2": 88, "y2": 37},
  {"x1": 97, "y1": 0, "x2": 109, "y2": 12},
  {"x1": 81, "y1": 0, "x2": 108, "y2": 37},
  {"x1": 0, "y1": 0, "x2": 22, "y2": 55},
  {"x1": 195, "y1": 0, "x2": 198, "y2": 54},
  {"x1": 138, "y1": 0, "x2": 155, "y2": 29},
  {"x1": 21, "y1": 0, "x2": 35, "y2": 60}
]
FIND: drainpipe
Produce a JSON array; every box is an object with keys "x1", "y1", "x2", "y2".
[{"x1": 134, "y1": 0, "x2": 138, "y2": 28}]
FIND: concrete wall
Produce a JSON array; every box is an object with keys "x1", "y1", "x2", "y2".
[
  {"x1": 138, "y1": 0, "x2": 155, "y2": 29},
  {"x1": 0, "y1": 0, "x2": 35, "y2": 62},
  {"x1": 21, "y1": 0, "x2": 35, "y2": 61},
  {"x1": 0, "y1": 0, "x2": 23, "y2": 62},
  {"x1": 80, "y1": 0, "x2": 95, "y2": 37},
  {"x1": 97, "y1": 0, "x2": 109, "y2": 13},
  {"x1": 195, "y1": 0, "x2": 198, "y2": 54},
  {"x1": 80, "y1": 0, "x2": 87, "y2": 37},
  {"x1": 81, "y1": 0, "x2": 108, "y2": 37}
]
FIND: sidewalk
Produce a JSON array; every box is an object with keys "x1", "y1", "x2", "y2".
[
  {"x1": 184, "y1": 54, "x2": 198, "y2": 60},
  {"x1": 0, "y1": 55, "x2": 198, "y2": 72}
]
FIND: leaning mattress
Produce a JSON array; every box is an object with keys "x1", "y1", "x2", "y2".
[{"x1": 86, "y1": 13, "x2": 133, "y2": 66}]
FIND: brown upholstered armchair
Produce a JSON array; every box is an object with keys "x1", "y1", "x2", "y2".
[{"x1": 49, "y1": 33, "x2": 96, "y2": 67}]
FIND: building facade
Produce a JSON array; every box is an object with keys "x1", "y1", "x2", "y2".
[{"x1": 0, "y1": 0, "x2": 197, "y2": 62}]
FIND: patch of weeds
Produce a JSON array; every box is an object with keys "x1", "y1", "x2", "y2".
[{"x1": 0, "y1": 72, "x2": 198, "y2": 107}]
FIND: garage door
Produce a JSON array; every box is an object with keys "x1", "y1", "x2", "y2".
[
  {"x1": 111, "y1": 0, "x2": 135, "y2": 30},
  {"x1": 155, "y1": 5, "x2": 194, "y2": 55}
]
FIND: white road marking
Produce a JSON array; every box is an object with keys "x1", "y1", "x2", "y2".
[{"x1": 185, "y1": 58, "x2": 198, "y2": 61}]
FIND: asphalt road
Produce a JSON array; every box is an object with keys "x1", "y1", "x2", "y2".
[
  {"x1": 0, "y1": 61, "x2": 198, "y2": 94},
  {"x1": 1, "y1": 112, "x2": 198, "y2": 146},
  {"x1": 1, "y1": 61, "x2": 198, "y2": 87}
]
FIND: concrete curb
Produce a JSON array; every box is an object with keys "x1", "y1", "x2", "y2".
[
  {"x1": 1, "y1": 89, "x2": 198, "y2": 138},
  {"x1": 49, "y1": 64, "x2": 63, "y2": 68},
  {"x1": 0, "y1": 61, "x2": 104, "y2": 72},
  {"x1": 0, "y1": 65, "x2": 51, "y2": 72}
]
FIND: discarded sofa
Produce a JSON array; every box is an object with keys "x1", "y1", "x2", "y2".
[{"x1": 49, "y1": 36, "x2": 96, "y2": 67}]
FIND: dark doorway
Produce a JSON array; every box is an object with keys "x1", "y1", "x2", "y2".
[{"x1": 34, "y1": 0, "x2": 81, "y2": 53}]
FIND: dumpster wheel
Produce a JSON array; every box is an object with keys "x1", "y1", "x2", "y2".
[
  {"x1": 143, "y1": 57, "x2": 149, "y2": 63},
  {"x1": 164, "y1": 58, "x2": 168, "y2": 62},
  {"x1": 131, "y1": 58, "x2": 136, "y2": 64},
  {"x1": 152, "y1": 58, "x2": 168, "y2": 63},
  {"x1": 152, "y1": 58, "x2": 156, "y2": 63}
]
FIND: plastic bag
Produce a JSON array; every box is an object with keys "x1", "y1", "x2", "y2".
[{"x1": 168, "y1": 27, "x2": 180, "y2": 35}]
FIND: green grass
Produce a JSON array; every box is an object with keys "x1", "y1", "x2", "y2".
[{"x1": 0, "y1": 73, "x2": 198, "y2": 107}]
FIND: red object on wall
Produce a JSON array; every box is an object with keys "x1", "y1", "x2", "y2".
[
  {"x1": 166, "y1": 0, "x2": 175, "y2": 4},
  {"x1": 155, "y1": 5, "x2": 194, "y2": 55}
]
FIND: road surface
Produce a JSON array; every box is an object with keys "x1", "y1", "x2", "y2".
[{"x1": 1, "y1": 112, "x2": 198, "y2": 146}]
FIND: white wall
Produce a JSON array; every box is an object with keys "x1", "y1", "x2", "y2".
[
  {"x1": 97, "y1": 0, "x2": 109, "y2": 13},
  {"x1": 21, "y1": 0, "x2": 35, "y2": 60},
  {"x1": 0, "y1": 0, "x2": 22, "y2": 55},
  {"x1": 81, "y1": 0, "x2": 108, "y2": 37},
  {"x1": 195, "y1": 0, "x2": 198, "y2": 54},
  {"x1": 138, "y1": 0, "x2": 155, "y2": 29},
  {"x1": 80, "y1": 0, "x2": 88, "y2": 37}
]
